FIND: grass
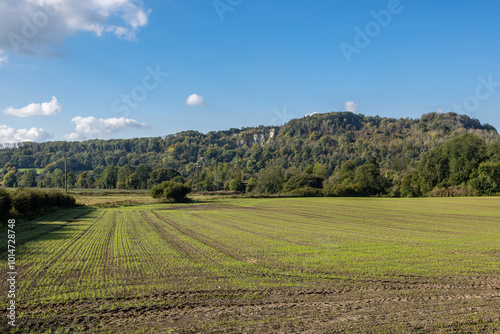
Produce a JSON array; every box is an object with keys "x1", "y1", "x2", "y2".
[
  {"x1": 1, "y1": 196, "x2": 499, "y2": 332},
  {"x1": 17, "y1": 168, "x2": 44, "y2": 173}
]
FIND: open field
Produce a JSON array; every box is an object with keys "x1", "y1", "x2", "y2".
[{"x1": 1, "y1": 197, "x2": 500, "y2": 333}]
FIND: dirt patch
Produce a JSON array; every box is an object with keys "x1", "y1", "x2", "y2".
[{"x1": 5, "y1": 276, "x2": 500, "y2": 333}]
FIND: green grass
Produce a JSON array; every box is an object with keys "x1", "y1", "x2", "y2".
[
  {"x1": 17, "y1": 168, "x2": 44, "y2": 173},
  {"x1": 3, "y1": 197, "x2": 500, "y2": 306}
]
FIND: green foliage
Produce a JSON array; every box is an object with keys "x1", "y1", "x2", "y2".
[
  {"x1": 125, "y1": 173, "x2": 139, "y2": 190},
  {"x1": 19, "y1": 169, "x2": 37, "y2": 188},
  {"x1": 329, "y1": 160, "x2": 357, "y2": 185},
  {"x1": 228, "y1": 179, "x2": 245, "y2": 192},
  {"x1": 323, "y1": 182, "x2": 363, "y2": 197},
  {"x1": 117, "y1": 165, "x2": 135, "y2": 184},
  {"x1": 3, "y1": 170, "x2": 17, "y2": 187},
  {"x1": 51, "y1": 168, "x2": 65, "y2": 188},
  {"x1": 6, "y1": 188, "x2": 75, "y2": 219},
  {"x1": 101, "y1": 166, "x2": 119, "y2": 189},
  {"x1": 136, "y1": 164, "x2": 153, "y2": 189},
  {"x1": 324, "y1": 158, "x2": 385, "y2": 196},
  {"x1": 353, "y1": 161, "x2": 385, "y2": 195},
  {"x1": 246, "y1": 177, "x2": 257, "y2": 193},
  {"x1": 312, "y1": 163, "x2": 329, "y2": 178},
  {"x1": 67, "y1": 172, "x2": 76, "y2": 188},
  {"x1": 0, "y1": 112, "x2": 498, "y2": 197},
  {"x1": 400, "y1": 171, "x2": 421, "y2": 197},
  {"x1": 283, "y1": 173, "x2": 323, "y2": 192},
  {"x1": 0, "y1": 188, "x2": 12, "y2": 221},
  {"x1": 289, "y1": 187, "x2": 322, "y2": 197},
  {"x1": 147, "y1": 168, "x2": 181, "y2": 188},
  {"x1": 469, "y1": 161, "x2": 500, "y2": 195},
  {"x1": 418, "y1": 134, "x2": 487, "y2": 193},
  {"x1": 150, "y1": 181, "x2": 192, "y2": 202},
  {"x1": 255, "y1": 166, "x2": 285, "y2": 194}
]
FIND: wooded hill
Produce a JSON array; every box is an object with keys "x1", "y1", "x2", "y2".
[{"x1": 1, "y1": 112, "x2": 499, "y2": 196}]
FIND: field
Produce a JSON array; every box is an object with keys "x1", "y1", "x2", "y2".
[{"x1": 1, "y1": 197, "x2": 500, "y2": 333}]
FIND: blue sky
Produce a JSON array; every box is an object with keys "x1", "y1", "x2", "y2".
[{"x1": 1, "y1": 0, "x2": 500, "y2": 143}]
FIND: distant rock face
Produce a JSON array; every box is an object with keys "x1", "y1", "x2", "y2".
[{"x1": 238, "y1": 128, "x2": 277, "y2": 146}]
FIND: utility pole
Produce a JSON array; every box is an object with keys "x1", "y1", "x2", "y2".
[{"x1": 65, "y1": 156, "x2": 68, "y2": 194}]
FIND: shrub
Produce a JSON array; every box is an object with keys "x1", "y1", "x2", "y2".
[
  {"x1": 289, "y1": 187, "x2": 322, "y2": 197},
  {"x1": 10, "y1": 188, "x2": 76, "y2": 217},
  {"x1": 228, "y1": 179, "x2": 245, "y2": 192},
  {"x1": 323, "y1": 182, "x2": 363, "y2": 197},
  {"x1": 151, "y1": 181, "x2": 192, "y2": 202},
  {"x1": 0, "y1": 188, "x2": 12, "y2": 221},
  {"x1": 283, "y1": 173, "x2": 323, "y2": 192},
  {"x1": 0, "y1": 188, "x2": 76, "y2": 221},
  {"x1": 427, "y1": 184, "x2": 476, "y2": 197}
]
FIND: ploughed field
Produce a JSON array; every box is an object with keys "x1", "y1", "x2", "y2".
[{"x1": 1, "y1": 197, "x2": 500, "y2": 333}]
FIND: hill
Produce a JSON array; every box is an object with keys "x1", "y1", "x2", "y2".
[{"x1": 1, "y1": 111, "x2": 499, "y2": 196}]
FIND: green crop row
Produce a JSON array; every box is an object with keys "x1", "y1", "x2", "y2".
[{"x1": 4, "y1": 197, "x2": 500, "y2": 307}]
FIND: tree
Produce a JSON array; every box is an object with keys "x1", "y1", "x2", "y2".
[
  {"x1": 40, "y1": 171, "x2": 52, "y2": 188},
  {"x1": 312, "y1": 163, "x2": 329, "y2": 178},
  {"x1": 443, "y1": 134, "x2": 486, "y2": 186},
  {"x1": 19, "y1": 169, "x2": 37, "y2": 188},
  {"x1": 117, "y1": 165, "x2": 135, "y2": 183},
  {"x1": 246, "y1": 177, "x2": 257, "y2": 193},
  {"x1": 147, "y1": 168, "x2": 181, "y2": 188},
  {"x1": 332, "y1": 160, "x2": 357, "y2": 185},
  {"x1": 469, "y1": 161, "x2": 500, "y2": 195},
  {"x1": 228, "y1": 179, "x2": 245, "y2": 192},
  {"x1": 418, "y1": 134, "x2": 487, "y2": 193},
  {"x1": 67, "y1": 172, "x2": 76, "y2": 189},
  {"x1": 101, "y1": 166, "x2": 119, "y2": 189},
  {"x1": 256, "y1": 166, "x2": 285, "y2": 194},
  {"x1": 77, "y1": 172, "x2": 89, "y2": 188},
  {"x1": 3, "y1": 162, "x2": 14, "y2": 174},
  {"x1": 353, "y1": 161, "x2": 385, "y2": 195},
  {"x1": 151, "y1": 181, "x2": 192, "y2": 202},
  {"x1": 136, "y1": 164, "x2": 152, "y2": 189},
  {"x1": 3, "y1": 170, "x2": 18, "y2": 187},
  {"x1": 125, "y1": 173, "x2": 139, "y2": 190},
  {"x1": 51, "y1": 169, "x2": 65, "y2": 188},
  {"x1": 400, "y1": 171, "x2": 420, "y2": 197}
]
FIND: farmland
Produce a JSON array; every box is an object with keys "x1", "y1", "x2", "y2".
[{"x1": 1, "y1": 197, "x2": 500, "y2": 333}]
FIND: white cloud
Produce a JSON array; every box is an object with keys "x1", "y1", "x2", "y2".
[
  {"x1": 185, "y1": 94, "x2": 206, "y2": 106},
  {"x1": 0, "y1": 50, "x2": 7, "y2": 66},
  {"x1": 0, "y1": 124, "x2": 53, "y2": 144},
  {"x1": 3, "y1": 96, "x2": 62, "y2": 117},
  {"x1": 65, "y1": 116, "x2": 148, "y2": 140},
  {"x1": 0, "y1": 0, "x2": 151, "y2": 56},
  {"x1": 345, "y1": 101, "x2": 359, "y2": 113},
  {"x1": 306, "y1": 111, "x2": 318, "y2": 117}
]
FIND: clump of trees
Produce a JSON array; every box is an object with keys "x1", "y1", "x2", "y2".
[{"x1": 151, "y1": 181, "x2": 192, "y2": 202}]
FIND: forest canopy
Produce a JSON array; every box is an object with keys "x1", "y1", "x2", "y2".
[{"x1": 1, "y1": 111, "x2": 499, "y2": 197}]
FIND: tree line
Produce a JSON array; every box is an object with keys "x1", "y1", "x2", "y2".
[{"x1": 1, "y1": 112, "x2": 499, "y2": 197}]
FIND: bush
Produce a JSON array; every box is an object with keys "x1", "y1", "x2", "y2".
[
  {"x1": 427, "y1": 184, "x2": 476, "y2": 197},
  {"x1": 0, "y1": 188, "x2": 12, "y2": 221},
  {"x1": 289, "y1": 187, "x2": 322, "y2": 197},
  {"x1": 151, "y1": 181, "x2": 192, "y2": 202},
  {"x1": 228, "y1": 179, "x2": 245, "y2": 192},
  {"x1": 10, "y1": 188, "x2": 76, "y2": 217},
  {"x1": 283, "y1": 173, "x2": 323, "y2": 192},
  {"x1": 0, "y1": 188, "x2": 76, "y2": 221},
  {"x1": 323, "y1": 182, "x2": 363, "y2": 197}
]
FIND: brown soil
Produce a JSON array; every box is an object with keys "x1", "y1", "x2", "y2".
[{"x1": 5, "y1": 276, "x2": 500, "y2": 333}]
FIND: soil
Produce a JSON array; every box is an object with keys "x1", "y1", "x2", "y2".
[{"x1": 6, "y1": 275, "x2": 500, "y2": 333}]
